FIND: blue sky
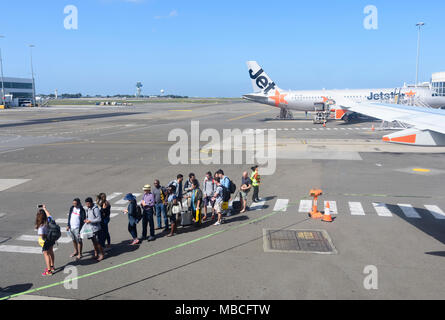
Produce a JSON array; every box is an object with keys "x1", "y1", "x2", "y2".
[{"x1": 2, "y1": 0, "x2": 445, "y2": 97}]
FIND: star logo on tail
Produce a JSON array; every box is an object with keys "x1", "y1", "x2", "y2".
[
  {"x1": 268, "y1": 90, "x2": 288, "y2": 107},
  {"x1": 406, "y1": 90, "x2": 416, "y2": 97}
]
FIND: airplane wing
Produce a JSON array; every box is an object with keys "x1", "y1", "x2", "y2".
[{"x1": 335, "y1": 98, "x2": 445, "y2": 146}]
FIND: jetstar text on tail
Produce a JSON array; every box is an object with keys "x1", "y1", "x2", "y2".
[
  {"x1": 249, "y1": 68, "x2": 276, "y2": 95},
  {"x1": 367, "y1": 91, "x2": 408, "y2": 101}
]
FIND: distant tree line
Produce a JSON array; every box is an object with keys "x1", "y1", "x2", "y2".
[{"x1": 38, "y1": 93, "x2": 189, "y2": 99}]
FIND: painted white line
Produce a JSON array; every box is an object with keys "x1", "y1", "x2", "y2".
[
  {"x1": 249, "y1": 201, "x2": 266, "y2": 211},
  {"x1": 349, "y1": 202, "x2": 365, "y2": 216},
  {"x1": 324, "y1": 201, "x2": 338, "y2": 214},
  {"x1": 299, "y1": 200, "x2": 312, "y2": 213},
  {"x1": 0, "y1": 179, "x2": 31, "y2": 192},
  {"x1": 0, "y1": 245, "x2": 57, "y2": 254},
  {"x1": 17, "y1": 235, "x2": 72, "y2": 244},
  {"x1": 111, "y1": 206, "x2": 127, "y2": 212},
  {"x1": 0, "y1": 148, "x2": 25, "y2": 155},
  {"x1": 107, "y1": 192, "x2": 123, "y2": 201},
  {"x1": 398, "y1": 204, "x2": 421, "y2": 219},
  {"x1": 110, "y1": 213, "x2": 120, "y2": 218},
  {"x1": 372, "y1": 203, "x2": 393, "y2": 217},
  {"x1": 56, "y1": 218, "x2": 68, "y2": 224},
  {"x1": 114, "y1": 193, "x2": 142, "y2": 205},
  {"x1": 273, "y1": 199, "x2": 289, "y2": 212},
  {"x1": 424, "y1": 205, "x2": 445, "y2": 220},
  {"x1": 305, "y1": 128, "x2": 311, "y2": 131}
]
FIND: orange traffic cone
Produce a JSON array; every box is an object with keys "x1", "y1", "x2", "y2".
[
  {"x1": 323, "y1": 122, "x2": 326, "y2": 128},
  {"x1": 322, "y1": 202, "x2": 333, "y2": 223},
  {"x1": 371, "y1": 125, "x2": 375, "y2": 132}
]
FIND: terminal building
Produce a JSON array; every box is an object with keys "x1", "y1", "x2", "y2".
[
  {"x1": 432, "y1": 72, "x2": 445, "y2": 96},
  {"x1": 1, "y1": 77, "x2": 34, "y2": 106}
]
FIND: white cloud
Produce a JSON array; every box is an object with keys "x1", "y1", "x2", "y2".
[{"x1": 155, "y1": 10, "x2": 179, "y2": 19}]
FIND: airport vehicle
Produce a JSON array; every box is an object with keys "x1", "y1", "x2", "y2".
[
  {"x1": 243, "y1": 61, "x2": 445, "y2": 123},
  {"x1": 334, "y1": 96, "x2": 445, "y2": 146}
]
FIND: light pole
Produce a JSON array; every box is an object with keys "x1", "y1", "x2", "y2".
[
  {"x1": 29, "y1": 44, "x2": 36, "y2": 106},
  {"x1": 0, "y1": 35, "x2": 5, "y2": 106},
  {"x1": 415, "y1": 22, "x2": 425, "y2": 87}
]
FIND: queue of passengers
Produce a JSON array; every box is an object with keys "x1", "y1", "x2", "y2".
[{"x1": 35, "y1": 167, "x2": 261, "y2": 276}]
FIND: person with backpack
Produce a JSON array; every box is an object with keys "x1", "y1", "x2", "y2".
[
  {"x1": 250, "y1": 166, "x2": 261, "y2": 203},
  {"x1": 168, "y1": 174, "x2": 184, "y2": 203},
  {"x1": 67, "y1": 198, "x2": 86, "y2": 260},
  {"x1": 202, "y1": 172, "x2": 216, "y2": 221},
  {"x1": 97, "y1": 193, "x2": 111, "y2": 249},
  {"x1": 123, "y1": 193, "x2": 141, "y2": 245},
  {"x1": 36, "y1": 205, "x2": 57, "y2": 276},
  {"x1": 216, "y1": 169, "x2": 236, "y2": 217},
  {"x1": 141, "y1": 185, "x2": 156, "y2": 242},
  {"x1": 84, "y1": 197, "x2": 104, "y2": 261},
  {"x1": 153, "y1": 179, "x2": 168, "y2": 231}
]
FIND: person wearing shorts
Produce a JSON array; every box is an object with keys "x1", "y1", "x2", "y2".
[
  {"x1": 67, "y1": 198, "x2": 86, "y2": 260},
  {"x1": 202, "y1": 172, "x2": 216, "y2": 221},
  {"x1": 166, "y1": 185, "x2": 179, "y2": 237},
  {"x1": 35, "y1": 205, "x2": 55, "y2": 276},
  {"x1": 240, "y1": 172, "x2": 252, "y2": 213},
  {"x1": 212, "y1": 177, "x2": 224, "y2": 226},
  {"x1": 84, "y1": 197, "x2": 104, "y2": 261}
]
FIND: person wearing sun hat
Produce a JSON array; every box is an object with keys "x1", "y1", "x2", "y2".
[
  {"x1": 141, "y1": 184, "x2": 155, "y2": 242},
  {"x1": 123, "y1": 193, "x2": 140, "y2": 245}
]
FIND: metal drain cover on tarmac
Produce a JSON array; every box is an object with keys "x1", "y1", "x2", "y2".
[{"x1": 263, "y1": 229, "x2": 337, "y2": 255}]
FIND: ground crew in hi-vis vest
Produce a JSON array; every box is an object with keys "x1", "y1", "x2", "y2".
[{"x1": 250, "y1": 166, "x2": 261, "y2": 203}]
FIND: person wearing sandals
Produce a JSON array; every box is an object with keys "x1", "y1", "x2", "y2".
[
  {"x1": 166, "y1": 185, "x2": 179, "y2": 237},
  {"x1": 67, "y1": 198, "x2": 86, "y2": 260},
  {"x1": 84, "y1": 197, "x2": 104, "y2": 261},
  {"x1": 36, "y1": 205, "x2": 56, "y2": 276},
  {"x1": 123, "y1": 193, "x2": 141, "y2": 245}
]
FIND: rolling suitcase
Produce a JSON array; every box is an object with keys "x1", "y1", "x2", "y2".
[
  {"x1": 181, "y1": 200, "x2": 193, "y2": 226},
  {"x1": 231, "y1": 200, "x2": 242, "y2": 213},
  {"x1": 230, "y1": 190, "x2": 242, "y2": 214}
]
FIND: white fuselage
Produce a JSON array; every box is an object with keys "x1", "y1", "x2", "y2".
[{"x1": 245, "y1": 87, "x2": 445, "y2": 111}]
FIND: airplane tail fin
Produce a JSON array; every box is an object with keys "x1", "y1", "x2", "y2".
[{"x1": 247, "y1": 61, "x2": 280, "y2": 95}]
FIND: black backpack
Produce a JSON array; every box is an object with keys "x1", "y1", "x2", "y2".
[
  {"x1": 47, "y1": 219, "x2": 61, "y2": 242},
  {"x1": 229, "y1": 179, "x2": 236, "y2": 194},
  {"x1": 135, "y1": 205, "x2": 143, "y2": 221},
  {"x1": 222, "y1": 186, "x2": 231, "y2": 202}
]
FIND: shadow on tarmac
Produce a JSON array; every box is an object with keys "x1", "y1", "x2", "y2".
[
  {"x1": 85, "y1": 216, "x2": 311, "y2": 300},
  {"x1": 387, "y1": 204, "x2": 445, "y2": 254},
  {"x1": 0, "y1": 283, "x2": 33, "y2": 299},
  {"x1": 0, "y1": 112, "x2": 139, "y2": 129}
]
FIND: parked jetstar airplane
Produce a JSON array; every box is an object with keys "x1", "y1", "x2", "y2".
[
  {"x1": 333, "y1": 96, "x2": 445, "y2": 146},
  {"x1": 243, "y1": 61, "x2": 445, "y2": 121}
]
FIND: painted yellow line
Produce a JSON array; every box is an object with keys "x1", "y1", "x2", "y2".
[
  {"x1": 413, "y1": 168, "x2": 431, "y2": 173},
  {"x1": 226, "y1": 110, "x2": 270, "y2": 122},
  {"x1": 168, "y1": 110, "x2": 193, "y2": 112}
]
